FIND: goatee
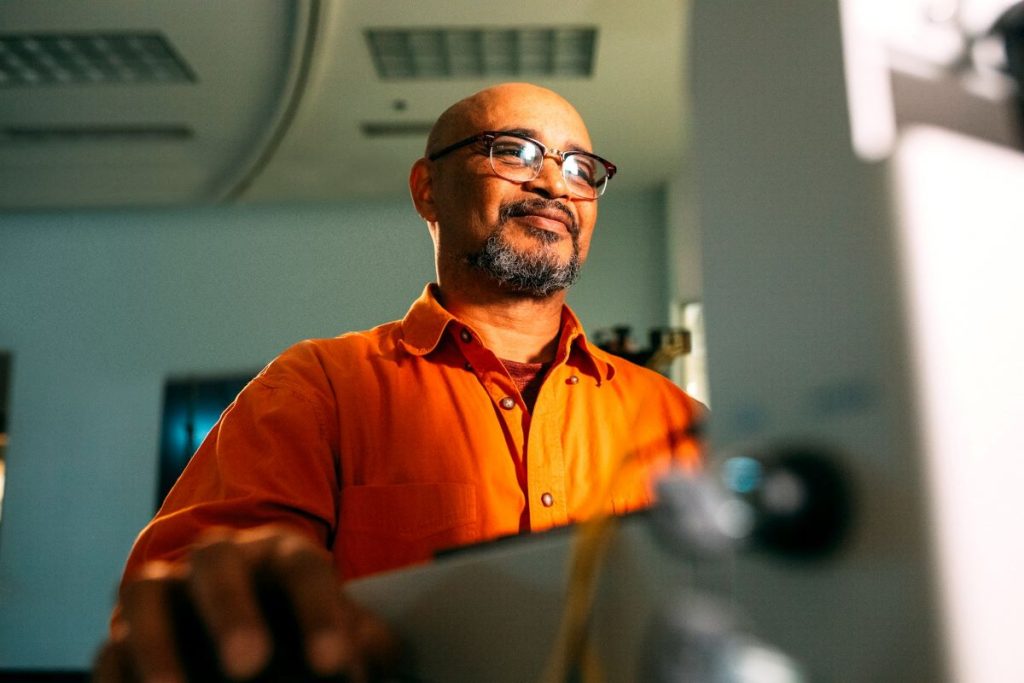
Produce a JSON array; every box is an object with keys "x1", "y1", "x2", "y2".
[{"x1": 466, "y1": 199, "x2": 582, "y2": 297}]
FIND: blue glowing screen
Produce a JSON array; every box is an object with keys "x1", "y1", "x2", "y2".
[{"x1": 157, "y1": 374, "x2": 254, "y2": 509}]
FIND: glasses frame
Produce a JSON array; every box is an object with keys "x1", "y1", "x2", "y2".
[{"x1": 427, "y1": 130, "x2": 617, "y2": 198}]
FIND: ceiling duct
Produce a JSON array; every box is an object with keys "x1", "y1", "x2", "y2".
[{"x1": 364, "y1": 27, "x2": 597, "y2": 79}]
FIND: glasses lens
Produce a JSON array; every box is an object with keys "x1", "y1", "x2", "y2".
[
  {"x1": 489, "y1": 136, "x2": 542, "y2": 181},
  {"x1": 562, "y1": 154, "x2": 607, "y2": 198},
  {"x1": 487, "y1": 135, "x2": 610, "y2": 198}
]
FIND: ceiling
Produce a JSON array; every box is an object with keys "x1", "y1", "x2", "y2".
[{"x1": 0, "y1": 0, "x2": 688, "y2": 210}]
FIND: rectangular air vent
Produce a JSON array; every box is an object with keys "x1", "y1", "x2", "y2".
[
  {"x1": 0, "y1": 32, "x2": 195, "y2": 87},
  {"x1": 0, "y1": 125, "x2": 193, "y2": 143},
  {"x1": 365, "y1": 27, "x2": 597, "y2": 80}
]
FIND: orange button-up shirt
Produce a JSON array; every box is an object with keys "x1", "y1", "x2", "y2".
[{"x1": 124, "y1": 285, "x2": 703, "y2": 581}]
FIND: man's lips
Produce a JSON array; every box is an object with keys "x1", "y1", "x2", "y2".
[
  {"x1": 517, "y1": 212, "x2": 569, "y2": 233},
  {"x1": 499, "y1": 198, "x2": 579, "y2": 238},
  {"x1": 512, "y1": 206, "x2": 576, "y2": 235}
]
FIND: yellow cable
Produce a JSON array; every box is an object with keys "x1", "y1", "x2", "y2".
[
  {"x1": 538, "y1": 512, "x2": 617, "y2": 683},
  {"x1": 539, "y1": 421, "x2": 703, "y2": 683}
]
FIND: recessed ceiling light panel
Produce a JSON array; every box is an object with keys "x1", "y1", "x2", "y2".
[
  {"x1": 365, "y1": 27, "x2": 597, "y2": 79},
  {"x1": 0, "y1": 32, "x2": 196, "y2": 88}
]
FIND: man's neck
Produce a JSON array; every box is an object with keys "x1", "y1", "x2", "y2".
[{"x1": 436, "y1": 284, "x2": 566, "y2": 363}]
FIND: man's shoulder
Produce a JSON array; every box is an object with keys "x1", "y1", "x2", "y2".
[
  {"x1": 594, "y1": 349, "x2": 705, "y2": 412},
  {"x1": 301, "y1": 319, "x2": 405, "y2": 354},
  {"x1": 255, "y1": 320, "x2": 405, "y2": 387},
  {"x1": 591, "y1": 346, "x2": 678, "y2": 390}
]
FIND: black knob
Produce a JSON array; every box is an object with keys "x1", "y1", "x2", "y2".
[{"x1": 721, "y1": 445, "x2": 854, "y2": 559}]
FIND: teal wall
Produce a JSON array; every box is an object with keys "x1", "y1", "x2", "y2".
[{"x1": 0, "y1": 187, "x2": 668, "y2": 668}]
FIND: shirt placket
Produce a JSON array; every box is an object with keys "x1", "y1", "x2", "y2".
[
  {"x1": 453, "y1": 324, "x2": 528, "y2": 468},
  {"x1": 452, "y1": 323, "x2": 579, "y2": 530},
  {"x1": 526, "y1": 363, "x2": 571, "y2": 530}
]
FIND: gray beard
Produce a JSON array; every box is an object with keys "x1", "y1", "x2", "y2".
[{"x1": 467, "y1": 224, "x2": 581, "y2": 297}]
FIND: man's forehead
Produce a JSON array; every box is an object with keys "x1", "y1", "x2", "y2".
[
  {"x1": 428, "y1": 83, "x2": 593, "y2": 153},
  {"x1": 457, "y1": 113, "x2": 593, "y2": 154},
  {"x1": 499, "y1": 126, "x2": 590, "y2": 153}
]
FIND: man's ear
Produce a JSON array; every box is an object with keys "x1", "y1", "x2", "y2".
[{"x1": 409, "y1": 158, "x2": 437, "y2": 221}]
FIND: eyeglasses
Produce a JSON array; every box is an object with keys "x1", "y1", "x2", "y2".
[{"x1": 427, "y1": 130, "x2": 617, "y2": 199}]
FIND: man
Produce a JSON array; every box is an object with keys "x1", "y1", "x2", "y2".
[{"x1": 96, "y1": 82, "x2": 702, "y2": 682}]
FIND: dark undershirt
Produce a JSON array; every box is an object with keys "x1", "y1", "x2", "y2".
[{"x1": 499, "y1": 358, "x2": 551, "y2": 413}]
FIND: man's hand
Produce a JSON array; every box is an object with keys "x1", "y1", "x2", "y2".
[{"x1": 94, "y1": 527, "x2": 402, "y2": 683}]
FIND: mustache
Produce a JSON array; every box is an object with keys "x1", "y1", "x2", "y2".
[{"x1": 498, "y1": 198, "x2": 578, "y2": 238}]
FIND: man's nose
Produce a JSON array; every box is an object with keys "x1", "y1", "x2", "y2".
[{"x1": 522, "y1": 154, "x2": 571, "y2": 199}]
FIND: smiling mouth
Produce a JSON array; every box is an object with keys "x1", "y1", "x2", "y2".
[
  {"x1": 516, "y1": 213, "x2": 570, "y2": 234},
  {"x1": 500, "y1": 199, "x2": 578, "y2": 238}
]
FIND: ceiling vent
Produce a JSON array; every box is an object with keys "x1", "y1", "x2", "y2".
[
  {"x1": 0, "y1": 32, "x2": 195, "y2": 87},
  {"x1": 365, "y1": 27, "x2": 597, "y2": 80}
]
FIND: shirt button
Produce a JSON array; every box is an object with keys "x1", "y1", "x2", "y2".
[
  {"x1": 567, "y1": 375, "x2": 580, "y2": 385},
  {"x1": 541, "y1": 492, "x2": 554, "y2": 507},
  {"x1": 460, "y1": 329, "x2": 472, "y2": 343},
  {"x1": 499, "y1": 396, "x2": 515, "y2": 410}
]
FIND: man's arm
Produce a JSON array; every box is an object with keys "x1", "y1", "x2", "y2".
[{"x1": 95, "y1": 344, "x2": 400, "y2": 681}]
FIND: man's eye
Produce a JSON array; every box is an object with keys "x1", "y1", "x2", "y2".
[
  {"x1": 565, "y1": 156, "x2": 596, "y2": 184},
  {"x1": 492, "y1": 140, "x2": 535, "y2": 162},
  {"x1": 493, "y1": 145, "x2": 522, "y2": 157}
]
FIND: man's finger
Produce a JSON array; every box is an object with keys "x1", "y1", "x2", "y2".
[
  {"x1": 187, "y1": 538, "x2": 272, "y2": 680},
  {"x1": 92, "y1": 638, "x2": 136, "y2": 683},
  {"x1": 120, "y1": 575, "x2": 187, "y2": 683},
  {"x1": 265, "y1": 535, "x2": 357, "y2": 679}
]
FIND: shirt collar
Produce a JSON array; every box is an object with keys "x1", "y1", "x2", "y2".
[
  {"x1": 398, "y1": 284, "x2": 457, "y2": 356},
  {"x1": 555, "y1": 303, "x2": 617, "y2": 382},
  {"x1": 399, "y1": 283, "x2": 616, "y2": 382}
]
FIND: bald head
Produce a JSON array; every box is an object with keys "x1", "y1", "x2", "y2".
[
  {"x1": 409, "y1": 82, "x2": 602, "y2": 302},
  {"x1": 425, "y1": 83, "x2": 592, "y2": 157}
]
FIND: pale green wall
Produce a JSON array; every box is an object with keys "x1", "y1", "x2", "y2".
[{"x1": 0, "y1": 187, "x2": 668, "y2": 669}]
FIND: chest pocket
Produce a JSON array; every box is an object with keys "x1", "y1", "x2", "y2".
[{"x1": 336, "y1": 482, "x2": 479, "y2": 580}]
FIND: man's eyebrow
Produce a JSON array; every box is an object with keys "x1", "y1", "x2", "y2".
[{"x1": 499, "y1": 127, "x2": 591, "y2": 153}]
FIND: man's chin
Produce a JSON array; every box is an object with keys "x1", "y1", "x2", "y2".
[
  {"x1": 511, "y1": 234, "x2": 579, "y2": 266},
  {"x1": 511, "y1": 222, "x2": 565, "y2": 247},
  {"x1": 466, "y1": 227, "x2": 581, "y2": 296}
]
